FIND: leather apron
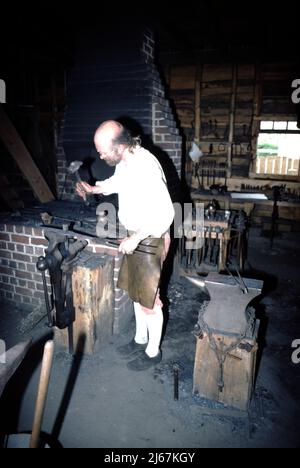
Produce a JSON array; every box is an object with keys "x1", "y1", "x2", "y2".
[{"x1": 117, "y1": 237, "x2": 165, "y2": 310}]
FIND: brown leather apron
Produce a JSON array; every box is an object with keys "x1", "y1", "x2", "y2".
[{"x1": 117, "y1": 237, "x2": 166, "y2": 309}]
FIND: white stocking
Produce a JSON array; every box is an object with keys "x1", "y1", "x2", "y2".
[
  {"x1": 134, "y1": 302, "x2": 148, "y2": 345},
  {"x1": 145, "y1": 306, "x2": 164, "y2": 358}
]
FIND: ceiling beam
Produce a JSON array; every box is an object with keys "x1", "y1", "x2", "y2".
[{"x1": 0, "y1": 105, "x2": 55, "y2": 203}]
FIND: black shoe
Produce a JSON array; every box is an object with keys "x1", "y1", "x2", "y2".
[
  {"x1": 116, "y1": 339, "x2": 147, "y2": 357},
  {"x1": 127, "y1": 351, "x2": 162, "y2": 371}
]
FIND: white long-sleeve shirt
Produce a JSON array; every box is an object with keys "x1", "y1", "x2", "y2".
[{"x1": 99, "y1": 146, "x2": 175, "y2": 237}]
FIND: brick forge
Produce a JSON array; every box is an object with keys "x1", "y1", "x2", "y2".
[
  {"x1": 56, "y1": 28, "x2": 183, "y2": 203},
  {"x1": 0, "y1": 224, "x2": 133, "y2": 335}
]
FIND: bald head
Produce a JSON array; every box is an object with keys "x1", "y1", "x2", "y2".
[
  {"x1": 94, "y1": 120, "x2": 123, "y2": 144},
  {"x1": 94, "y1": 120, "x2": 125, "y2": 167}
]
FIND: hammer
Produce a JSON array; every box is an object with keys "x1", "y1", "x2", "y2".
[{"x1": 67, "y1": 160, "x2": 89, "y2": 206}]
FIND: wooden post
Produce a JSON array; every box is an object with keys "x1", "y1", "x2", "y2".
[
  {"x1": 250, "y1": 64, "x2": 262, "y2": 175},
  {"x1": 194, "y1": 66, "x2": 202, "y2": 143},
  {"x1": 227, "y1": 64, "x2": 238, "y2": 179},
  {"x1": 0, "y1": 105, "x2": 55, "y2": 203}
]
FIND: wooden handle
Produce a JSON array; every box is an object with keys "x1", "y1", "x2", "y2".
[{"x1": 29, "y1": 340, "x2": 54, "y2": 449}]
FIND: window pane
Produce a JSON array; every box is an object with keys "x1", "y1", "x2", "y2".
[
  {"x1": 287, "y1": 121, "x2": 299, "y2": 130},
  {"x1": 256, "y1": 133, "x2": 300, "y2": 176},
  {"x1": 274, "y1": 121, "x2": 288, "y2": 130},
  {"x1": 260, "y1": 121, "x2": 273, "y2": 130}
]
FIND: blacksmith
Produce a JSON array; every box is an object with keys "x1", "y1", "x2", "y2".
[{"x1": 76, "y1": 120, "x2": 174, "y2": 370}]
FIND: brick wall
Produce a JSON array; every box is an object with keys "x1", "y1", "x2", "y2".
[
  {"x1": 0, "y1": 223, "x2": 132, "y2": 334},
  {"x1": 142, "y1": 28, "x2": 155, "y2": 64},
  {"x1": 142, "y1": 29, "x2": 182, "y2": 178},
  {"x1": 0, "y1": 224, "x2": 50, "y2": 309},
  {"x1": 57, "y1": 146, "x2": 75, "y2": 201}
]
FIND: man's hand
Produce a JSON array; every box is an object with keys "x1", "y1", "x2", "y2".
[
  {"x1": 76, "y1": 182, "x2": 103, "y2": 198},
  {"x1": 119, "y1": 235, "x2": 140, "y2": 255}
]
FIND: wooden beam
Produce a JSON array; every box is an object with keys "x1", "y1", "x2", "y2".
[
  {"x1": 250, "y1": 64, "x2": 263, "y2": 174},
  {"x1": 194, "y1": 66, "x2": 202, "y2": 143},
  {"x1": 0, "y1": 105, "x2": 55, "y2": 203}
]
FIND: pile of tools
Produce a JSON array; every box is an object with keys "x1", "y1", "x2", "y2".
[
  {"x1": 241, "y1": 183, "x2": 300, "y2": 202},
  {"x1": 180, "y1": 206, "x2": 247, "y2": 273},
  {"x1": 180, "y1": 207, "x2": 232, "y2": 272}
]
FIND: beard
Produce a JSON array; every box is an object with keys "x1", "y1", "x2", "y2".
[
  {"x1": 105, "y1": 159, "x2": 118, "y2": 167},
  {"x1": 104, "y1": 150, "x2": 123, "y2": 167}
]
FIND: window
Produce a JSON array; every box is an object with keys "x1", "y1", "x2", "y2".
[{"x1": 256, "y1": 121, "x2": 300, "y2": 176}]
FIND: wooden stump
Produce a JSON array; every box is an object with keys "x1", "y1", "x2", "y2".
[
  {"x1": 55, "y1": 254, "x2": 115, "y2": 354},
  {"x1": 193, "y1": 322, "x2": 259, "y2": 411}
]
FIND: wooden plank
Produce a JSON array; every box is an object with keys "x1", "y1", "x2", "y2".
[
  {"x1": 169, "y1": 66, "x2": 196, "y2": 90},
  {"x1": 202, "y1": 65, "x2": 233, "y2": 82},
  {"x1": 0, "y1": 105, "x2": 55, "y2": 203}
]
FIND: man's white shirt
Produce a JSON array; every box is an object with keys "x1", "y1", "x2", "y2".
[{"x1": 99, "y1": 146, "x2": 174, "y2": 237}]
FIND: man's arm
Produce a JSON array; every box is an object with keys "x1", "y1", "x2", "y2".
[
  {"x1": 119, "y1": 230, "x2": 152, "y2": 255},
  {"x1": 76, "y1": 182, "x2": 103, "y2": 198},
  {"x1": 76, "y1": 173, "x2": 119, "y2": 199}
]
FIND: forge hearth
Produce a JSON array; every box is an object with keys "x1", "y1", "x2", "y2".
[{"x1": 0, "y1": 201, "x2": 133, "y2": 340}]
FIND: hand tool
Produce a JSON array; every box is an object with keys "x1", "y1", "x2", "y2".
[
  {"x1": 67, "y1": 161, "x2": 89, "y2": 206},
  {"x1": 29, "y1": 340, "x2": 54, "y2": 449}
]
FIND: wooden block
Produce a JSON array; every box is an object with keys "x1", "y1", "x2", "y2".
[
  {"x1": 55, "y1": 255, "x2": 115, "y2": 354},
  {"x1": 193, "y1": 322, "x2": 259, "y2": 411}
]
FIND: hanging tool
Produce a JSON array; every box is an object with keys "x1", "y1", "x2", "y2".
[
  {"x1": 36, "y1": 257, "x2": 54, "y2": 327},
  {"x1": 204, "y1": 226, "x2": 212, "y2": 264},
  {"x1": 211, "y1": 227, "x2": 221, "y2": 266},
  {"x1": 270, "y1": 186, "x2": 281, "y2": 249},
  {"x1": 207, "y1": 162, "x2": 210, "y2": 187},
  {"x1": 194, "y1": 162, "x2": 202, "y2": 189}
]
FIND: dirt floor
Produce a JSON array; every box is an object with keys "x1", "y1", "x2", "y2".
[{"x1": 0, "y1": 228, "x2": 300, "y2": 448}]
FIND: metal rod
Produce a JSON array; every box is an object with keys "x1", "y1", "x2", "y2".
[
  {"x1": 173, "y1": 364, "x2": 179, "y2": 401},
  {"x1": 68, "y1": 325, "x2": 74, "y2": 356},
  {"x1": 106, "y1": 240, "x2": 157, "y2": 256},
  {"x1": 41, "y1": 271, "x2": 53, "y2": 327}
]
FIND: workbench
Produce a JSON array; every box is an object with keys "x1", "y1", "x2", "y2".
[{"x1": 190, "y1": 189, "x2": 300, "y2": 232}]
